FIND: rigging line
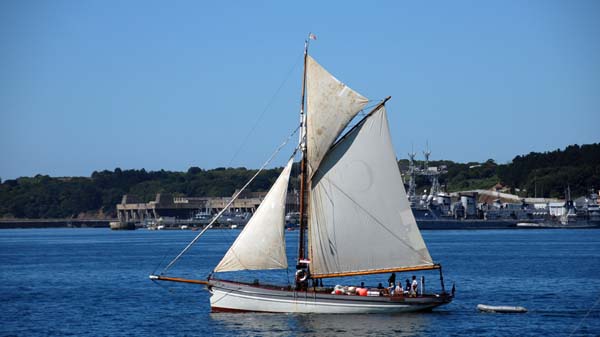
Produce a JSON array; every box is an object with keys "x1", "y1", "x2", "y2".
[
  {"x1": 150, "y1": 278, "x2": 173, "y2": 292},
  {"x1": 569, "y1": 292, "x2": 600, "y2": 337},
  {"x1": 151, "y1": 278, "x2": 192, "y2": 299},
  {"x1": 352, "y1": 99, "x2": 389, "y2": 120},
  {"x1": 161, "y1": 125, "x2": 301, "y2": 275},
  {"x1": 153, "y1": 250, "x2": 173, "y2": 275},
  {"x1": 325, "y1": 98, "x2": 389, "y2": 166},
  {"x1": 358, "y1": 100, "x2": 387, "y2": 115},
  {"x1": 227, "y1": 54, "x2": 304, "y2": 167}
]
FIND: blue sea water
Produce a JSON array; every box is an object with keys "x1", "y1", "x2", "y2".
[{"x1": 1, "y1": 228, "x2": 599, "y2": 336}]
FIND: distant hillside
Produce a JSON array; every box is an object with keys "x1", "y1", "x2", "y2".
[
  {"x1": 0, "y1": 143, "x2": 598, "y2": 219},
  {"x1": 400, "y1": 143, "x2": 600, "y2": 198},
  {"x1": 0, "y1": 166, "x2": 293, "y2": 219},
  {"x1": 399, "y1": 158, "x2": 500, "y2": 193},
  {"x1": 497, "y1": 143, "x2": 600, "y2": 197}
]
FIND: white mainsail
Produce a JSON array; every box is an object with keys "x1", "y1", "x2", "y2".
[
  {"x1": 214, "y1": 159, "x2": 294, "y2": 273},
  {"x1": 306, "y1": 55, "x2": 369, "y2": 176},
  {"x1": 308, "y1": 107, "x2": 434, "y2": 277}
]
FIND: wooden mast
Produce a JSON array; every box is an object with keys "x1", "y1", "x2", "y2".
[{"x1": 296, "y1": 35, "x2": 310, "y2": 287}]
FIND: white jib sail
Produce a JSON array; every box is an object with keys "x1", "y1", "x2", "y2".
[
  {"x1": 214, "y1": 159, "x2": 294, "y2": 273},
  {"x1": 306, "y1": 56, "x2": 369, "y2": 176},
  {"x1": 308, "y1": 107, "x2": 433, "y2": 277}
]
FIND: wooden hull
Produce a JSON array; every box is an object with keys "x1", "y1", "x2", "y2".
[{"x1": 208, "y1": 279, "x2": 452, "y2": 314}]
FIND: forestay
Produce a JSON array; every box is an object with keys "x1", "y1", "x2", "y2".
[
  {"x1": 214, "y1": 159, "x2": 294, "y2": 273},
  {"x1": 305, "y1": 55, "x2": 368, "y2": 176},
  {"x1": 308, "y1": 107, "x2": 434, "y2": 277}
]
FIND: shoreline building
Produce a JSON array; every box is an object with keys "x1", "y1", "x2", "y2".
[{"x1": 116, "y1": 191, "x2": 299, "y2": 226}]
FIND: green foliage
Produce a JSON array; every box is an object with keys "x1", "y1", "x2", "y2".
[
  {"x1": 1, "y1": 144, "x2": 597, "y2": 219},
  {"x1": 403, "y1": 144, "x2": 599, "y2": 198},
  {"x1": 0, "y1": 175, "x2": 102, "y2": 218},
  {"x1": 403, "y1": 159, "x2": 500, "y2": 193},
  {"x1": 497, "y1": 144, "x2": 600, "y2": 198},
  {"x1": 0, "y1": 166, "x2": 286, "y2": 219}
]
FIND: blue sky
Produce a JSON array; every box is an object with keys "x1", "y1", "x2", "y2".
[{"x1": 1, "y1": 0, "x2": 599, "y2": 179}]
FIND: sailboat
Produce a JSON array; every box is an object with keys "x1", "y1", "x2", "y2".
[{"x1": 150, "y1": 36, "x2": 454, "y2": 313}]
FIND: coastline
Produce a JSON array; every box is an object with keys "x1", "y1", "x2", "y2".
[
  {"x1": 1, "y1": 219, "x2": 598, "y2": 230},
  {"x1": 0, "y1": 219, "x2": 111, "y2": 229}
]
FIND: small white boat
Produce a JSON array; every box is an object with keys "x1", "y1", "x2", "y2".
[
  {"x1": 477, "y1": 304, "x2": 527, "y2": 313},
  {"x1": 516, "y1": 222, "x2": 543, "y2": 228}
]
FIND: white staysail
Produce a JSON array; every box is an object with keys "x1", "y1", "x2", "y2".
[
  {"x1": 306, "y1": 55, "x2": 369, "y2": 176},
  {"x1": 214, "y1": 159, "x2": 294, "y2": 273},
  {"x1": 308, "y1": 107, "x2": 433, "y2": 277}
]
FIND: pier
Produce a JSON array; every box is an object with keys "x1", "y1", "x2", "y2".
[{"x1": 115, "y1": 191, "x2": 299, "y2": 228}]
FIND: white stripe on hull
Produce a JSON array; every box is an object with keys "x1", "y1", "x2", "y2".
[{"x1": 209, "y1": 280, "x2": 450, "y2": 314}]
